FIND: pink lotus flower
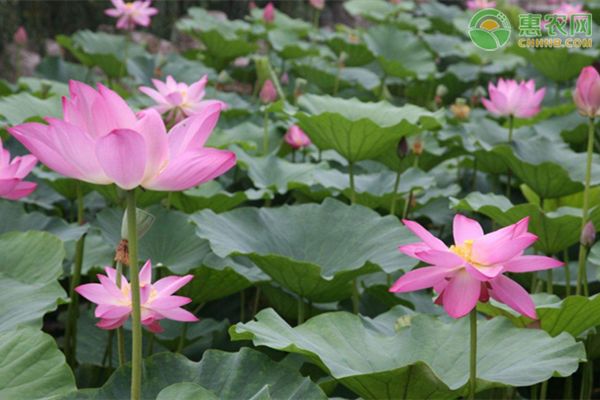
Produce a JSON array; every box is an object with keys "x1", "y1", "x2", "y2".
[
  {"x1": 573, "y1": 66, "x2": 600, "y2": 117},
  {"x1": 482, "y1": 79, "x2": 545, "y2": 119},
  {"x1": 259, "y1": 79, "x2": 277, "y2": 104},
  {"x1": 582, "y1": 221, "x2": 596, "y2": 247},
  {"x1": 0, "y1": 140, "x2": 37, "y2": 200},
  {"x1": 105, "y1": 0, "x2": 158, "y2": 31},
  {"x1": 140, "y1": 75, "x2": 224, "y2": 124},
  {"x1": 9, "y1": 80, "x2": 236, "y2": 191},
  {"x1": 309, "y1": 0, "x2": 325, "y2": 10},
  {"x1": 13, "y1": 26, "x2": 27, "y2": 46},
  {"x1": 553, "y1": 2, "x2": 584, "y2": 17},
  {"x1": 263, "y1": 2, "x2": 275, "y2": 23},
  {"x1": 284, "y1": 125, "x2": 311, "y2": 149},
  {"x1": 76, "y1": 260, "x2": 197, "y2": 333},
  {"x1": 390, "y1": 215, "x2": 563, "y2": 319},
  {"x1": 466, "y1": 0, "x2": 496, "y2": 10}
]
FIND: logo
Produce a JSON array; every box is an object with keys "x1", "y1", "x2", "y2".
[{"x1": 468, "y1": 8, "x2": 512, "y2": 51}]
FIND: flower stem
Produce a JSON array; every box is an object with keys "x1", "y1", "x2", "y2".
[
  {"x1": 126, "y1": 190, "x2": 142, "y2": 400},
  {"x1": 263, "y1": 109, "x2": 270, "y2": 156},
  {"x1": 469, "y1": 309, "x2": 477, "y2": 400},
  {"x1": 378, "y1": 74, "x2": 387, "y2": 100},
  {"x1": 64, "y1": 183, "x2": 86, "y2": 368},
  {"x1": 564, "y1": 249, "x2": 571, "y2": 296},
  {"x1": 297, "y1": 297, "x2": 304, "y2": 325},
  {"x1": 506, "y1": 115, "x2": 514, "y2": 198},
  {"x1": 348, "y1": 161, "x2": 356, "y2": 204},
  {"x1": 576, "y1": 117, "x2": 595, "y2": 296},
  {"x1": 115, "y1": 261, "x2": 126, "y2": 367},
  {"x1": 390, "y1": 165, "x2": 402, "y2": 215},
  {"x1": 352, "y1": 279, "x2": 360, "y2": 314}
]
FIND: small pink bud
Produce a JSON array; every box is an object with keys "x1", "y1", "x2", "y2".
[
  {"x1": 284, "y1": 125, "x2": 311, "y2": 149},
  {"x1": 259, "y1": 79, "x2": 277, "y2": 104},
  {"x1": 309, "y1": 0, "x2": 325, "y2": 10},
  {"x1": 280, "y1": 72, "x2": 289, "y2": 85},
  {"x1": 249, "y1": 1, "x2": 257, "y2": 10},
  {"x1": 581, "y1": 221, "x2": 596, "y2": 247},
  {"x1": 263, "y1": 2, "x2": 275, "y2": 23},
  {"x1": 573, "y1": 66, "x2": 600, "y2": 117},
  {"x1": 14, "y1": 26, "x2": 28, "y2": 46}
]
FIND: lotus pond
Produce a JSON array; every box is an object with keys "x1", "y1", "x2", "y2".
[{"x1": 1, "y1": 0, "x2": 600, "y2": 399}]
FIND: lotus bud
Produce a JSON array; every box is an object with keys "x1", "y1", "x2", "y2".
[
  {"x1": 396, "y1": 137, "x2": 409, "y2": 159},
  {"x1": 310, "y1": 0, "x2": 325, "y2": 10},
  {"x1": 14, "y1": 26, "x2": 27, "y2": 46},
  {"x1": 263, "y1": 2, "x2": 275, "y2": 23},
  {"x1": 450, "y1": 98, "x2": 471, "y2": 120},
  {"x1": 573, "y1": 66, "x2": 600, "y2": 117},
  {"x1": 581, "y1": 221, "x2": 596, "y2": 247},
  {"x1": 259, "y1": 79, "x2": 278, "y2": 104}
]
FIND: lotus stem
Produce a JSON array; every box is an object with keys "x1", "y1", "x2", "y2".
[
  {"x1": 64, "y1": 182, "x2": 86, "y2": 368},
  {"x1": 297, "y1": 297, "x2": 304, "y2": 325},
  {"x1": 252, "y1": 287, "x2": 261, "y2": 318},
  {"x1": 378, "y1": 74, "x2": 387, "y2": 100},
  {"x1": 540, "y1": 380, "x2": 548, "y2": 400},
  {"x1": 352, "y1": 279, "x2": 360, "y2": 314},
  {"x1": 176, "y1": 324, "x2": 188, "y2": 353},
  {"x1": 390, "y1": 165, "x2": 402, "y2": 215},
  {"x1": 126, "y1": 190, "x2": 142, "y2": 400},
  {"x1": 546, "y1": 269, "x2": 553, "y2": 294},
  {"x1": 506, "y1": 115, "x2": 514, "y2": 198},
  {"x1": 576, "y1": 117, "x2": 595, "y2": 296},
  {"x1": 348, "y1": 161, "x2": 356, "y2": 204},
  {"x1": 240, "y1": 290, "x2": 246, "y2": 322},
  {"x1": 403, "y1": 156, "x2": 420, "y2": 219},
  {"x1": 115, "y1": 261, "x2": 126, "y2": 367},
  {"x1": 312, "y1": 9, "x2": 320, "y2": 30},
  {"x1": 263, "y1": 109, "x2": 269, "y2": 156},
  {"x1": 564, "y1": 249, "x2": 571, "y2": 296},
  {"x1": 292, "y1": 149, "x2": 296, "y2": 163},
  {"x1": 469, "y1": 308, "x2": 477, "y2": 400}
]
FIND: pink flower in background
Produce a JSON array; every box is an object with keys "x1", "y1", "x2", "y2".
[
  {"x1": 263, "y1": 2, "x2": 275, "y2": 23},
  {"x1": 581, "y1": 221, "x2": 596, "y2": 247},
  {"x1": 76, "y1": 260, "x2": 197, "y2": 333},
  {"x1": 9, "y1": 80, "x2": 236, "y2": 191},
  {"x1": 310, "y1": 0, "x2": 325, "y2": 11},
  {"x1": 0, "y1": 140, "x2": 37, "y2": 200},
  {"x1": 13, "y1": 26, "x2": 28, "y2": 46},
  {"x1": 389, "y1": 215, "x2": 563, "y2": 319},
  {"x1": 284, "y1": 125, "x2": 311, "y2": 149},
  {"x1": 140, "y1": 75, "x2": 225, "y2": 124},
  {"x1": 259, "y1": 79, "x2": 278, "y2": 103},
  {"x1": 482, "y1": 79, "x2": 545, "y2": 118},
  {"x1": 466, "y1": 0, "x2": 496, "y2": 10},
  {"x1": 552, "y1": 2, "x2": 584, "y2": 17},
  {"x1": 105, "y1": 0, "x2": 158, "y2": 31},
  {"x1": 573, "y1": 66, "x2": 600, "y2": 117}
]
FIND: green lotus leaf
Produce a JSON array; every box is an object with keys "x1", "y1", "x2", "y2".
[
  {"x1": 170, "y1": 181, "x2": 248, "y2": 214},
  {"x1": 516, "y1": 47, "x2": 598, "y2": 82},
  {"x1": 493, "y1": 137, "x2": 600, "y2": 198},
  {"x1": 191, "y1": 198, "x2": 418, "y2": 302},
  {"x1": 236, "y1": 149, "x2": 330, "y2": 195},
  {"x1": 0, "y1": 92, "x2": 61, "y2": 125},
  {"x1": 364, "y1": 25, "x2": 435, "y2": 79},
  {"x1": 0, "y1": 231, "x2": 66, "y2": 332},
  {"x1": 291, "y1": 60, "x2": 380, "y2": 92},
  {"x1": 69, "y1": 348, "x2": 326, "y2": 400},
  {"x1": 324, "y1": 32, "x2": 375, "y2": 67},
  {"x1": 0, "y1": 326, "x2": 76, "y2": 399},
  {"x1": 478, "y1": 294, "x2": 600, "y2": 338},
  {"x1": 56, "y1": 30, "x2": 146, "y2": 78},
  {"x1": 296, "y1": 94, "x2": 442, "y2": 163},
  {"x1": 231, "y1": 308, "x2": 585, "y2": 399}
]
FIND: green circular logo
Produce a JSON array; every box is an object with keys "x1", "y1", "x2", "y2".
[{"x1": 468, "y1": 8, "x2": 512, "y2": 51}]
